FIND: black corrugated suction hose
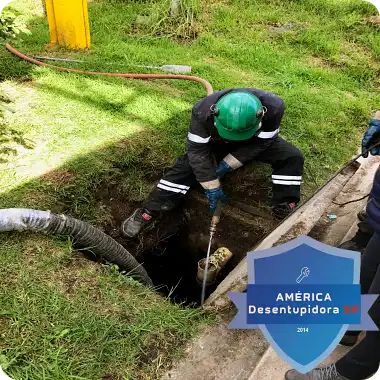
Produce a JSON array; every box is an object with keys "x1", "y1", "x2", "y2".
[{"x1": 0, "y1": 208, "x2": 153, "y2": 287}]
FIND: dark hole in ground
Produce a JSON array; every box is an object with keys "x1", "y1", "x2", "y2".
[
  {"x1": 92, "y1": 167, "x2": 278, "y2": 306},
  {"x1": 140, "y1": 224, "x2": 217, "y2": 306},
  {"x1": 139, "y1": 211, "x2": 274, "y2": 306},
  {"x1": 98, "y1": 183, "x2": 277, "y2": 306}
]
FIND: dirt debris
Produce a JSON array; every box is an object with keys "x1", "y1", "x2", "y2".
[
  {"x1": 102, "y1": 374, "x2": 123, "y2": 380},
  {"x1": 368, "y1": 16, "x2": 380, "y2": 26},
  {"x1": 309, "y1": 56, "x2": 336, "y2": 71},
  {"x1": 275, "y1": 221, "x2": 307, "y2": 247},
  {"x1": 41, "y1": 169, "x2": 77, "y2": 187},
  {"x1": 92, "y1": 175, "x2": 276, "y2": 304}
]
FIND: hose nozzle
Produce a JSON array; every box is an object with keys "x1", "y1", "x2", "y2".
[{"x1": 209, "y1": 201, "x2": 222, "y2": 236}]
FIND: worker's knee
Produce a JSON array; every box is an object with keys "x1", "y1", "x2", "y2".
[
  {"x1": 292, "y1": 147, "x2": 304, "y2": 167},
  {"x1": 283, "y1": 146, "x2": 304, "y2": 168}
]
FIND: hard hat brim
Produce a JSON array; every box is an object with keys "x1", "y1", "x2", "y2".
[{"x1": 215, "y1": 118, "x2": 259, "y2": 141}]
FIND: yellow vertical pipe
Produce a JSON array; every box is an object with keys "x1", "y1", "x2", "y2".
[
  {"x1": 45, "y1": 0, "x2": 58, "y2": 47},
  {"x1": 45, "y1": 0, "x2": 91, "y2": 49},
  {"x1": 82, "y1": 0, "x2": 91, "y2": 48}
]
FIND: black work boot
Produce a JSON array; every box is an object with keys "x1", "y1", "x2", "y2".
[
  {"x1": 338, "y1": 240, "x2": 366, "y2": 254},
  {"x1": 285, "y1": 364, "x2": 350, "y2": 380},
  {"x1": 338, "y1": 211, "x2": 373, "y2": 254},
  {"x1": 357, "y1": 209, "x2": 366, "y2": 222},
  {"x1": 339, "y1": 331, "x2": 360, "y2": 347},
  {"x1": 121, "y1": 208, "x2": 155, "y2": 238},
  {"x1": 273, "y1": 202, "x2": 296, "y2": 220}
]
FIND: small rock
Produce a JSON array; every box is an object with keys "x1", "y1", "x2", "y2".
[
  {"x1": 270, "y1": 23, "x2": 294, "y2": 32},
  {"x1": 135, "y1": 15, "x2": 151, "y2": 26}
]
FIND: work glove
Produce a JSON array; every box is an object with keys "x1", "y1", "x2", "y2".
[
  {"x1": 216, "y1": 160, "x2": 232, "y2": 179},
  {"x1": 205, "y1": 187, "x2": 227, "y2": 213},
  {"x1": 362, "y1": 118, "x2": 380, "y2": 158}
]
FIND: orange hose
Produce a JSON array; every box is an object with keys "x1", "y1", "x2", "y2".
[{"x1": 6, "y1": 44, "x2": 214, "y2": 95}]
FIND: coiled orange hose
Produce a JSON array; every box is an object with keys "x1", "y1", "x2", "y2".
[{"x1": 6, "y1": 43, "x2": 214, "y2": 95}]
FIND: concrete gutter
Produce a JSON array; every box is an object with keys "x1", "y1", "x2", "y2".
[
  {"x1": 247, "y1": 343, "x2": 355, "y2": 380},
  {"x1": 162, "y1": 312, "x2": 268, "y2": 380},
  {"x1": 309, "y1": 155, "x2": 379, "y2": 247}
]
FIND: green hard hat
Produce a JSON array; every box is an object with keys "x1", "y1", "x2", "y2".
[{"x1": 213, "y1": 91, "x2": 264, "y2": 141}]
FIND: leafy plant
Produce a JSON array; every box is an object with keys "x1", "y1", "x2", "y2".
[
  {"x1": 0, "y1": 11, "x2": 30, "y2": 40},
  {"x1": 134, "y1": 0, "x2": 202, "y2": 40}
]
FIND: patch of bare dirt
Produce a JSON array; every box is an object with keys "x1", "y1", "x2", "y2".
[
  {"x1": 97, "y1": 177, "x2": 273, "y2": 259},
  {"x1": 92, "y1": 170, "x2": 276, "y2": 304},
  {"x1": 58, "y1": 255, "x2": 101, "y2": 297},
  {"x1": 139, "y1": 329, "x2": 180, "y2": 366},
  {"x1": 102, "y1": 374, "x2": 123, "y2": 380},
  {"x1": 344, "y1": 92, "x2": 356, "y2": 99},
  {"x1": 204, "y1": 57, "x2": 217, "y2": 64},
  {"x1": 41, "y1": 170, "x2": 77, "y2": 187},
  {"x1": 275, "y1": 221, "x2": 307, "y2": 246},
  {"x1": 308, "y1": 56, "x2": 335, "y2": 71},
  {"x1": 308, "y1": 216, "x2": 331, "y2": 242},
  {"x1": 27, "y1": 189, "x2": 50, "y2": 204},
  {"x1": 0, "y1": 316, "x2": 12, "y2": 335},
  {"x1": 21, "y1": 239, "x2": 103, "y2": 300},
  {"x1": 269, "y1": 23, "x2": 294, "y2": 32},
  {"x1": 23, "y1": 238, "x2": 63, "y2": 265},
  {"x1": 223, "y1": 164, "x2": 273, "y2": 203},
  {"x1": 368, "y1": 16, "x2": 380, "y2": 26}
]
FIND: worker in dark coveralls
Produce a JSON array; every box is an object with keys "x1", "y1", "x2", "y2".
[
  {"x1": 285, "y1": 111, "x2": 380, "y2": 380},
  {"x1": 121, "y1": 88, "x2": 304, "y2": 238}
]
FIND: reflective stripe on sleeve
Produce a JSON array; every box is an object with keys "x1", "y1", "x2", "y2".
[
  {"x1": 223, "y1": 154, "x2": 243, "y2": 170},
  {"x1": 200, "y1": 179, "x2": 221, "y2": 189},
  {"x1": 188, "y1": 132, "x2": 211, "y2": 143},
  {"x1": 257, "y1": 128, "x2": 280, "y2": 139}
]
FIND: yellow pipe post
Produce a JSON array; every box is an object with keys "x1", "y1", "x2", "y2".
[{"x1": 45, "y1": 0, "x2": 91, "y2": 49}]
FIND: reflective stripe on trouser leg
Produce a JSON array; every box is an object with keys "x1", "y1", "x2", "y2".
[
  {"x1": 254, "y1": 137, "x2": 304, "y2": 205},
  {"x1": 271, "y1": 175, "x2": 302, "y2": 205},
  {"x1": 143, "y1": 154, "x2": 196, "y2": 212},
  {"x1": 272, "y1": 175, "x2": 302, "y2": 187},
  {"x1": 157, "y1": 179, "x2": 190, "y2": 194}
]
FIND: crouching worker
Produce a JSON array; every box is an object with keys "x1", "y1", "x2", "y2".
[{"x1": 121, "y1": 88, "x2": 304, "y2": 238}]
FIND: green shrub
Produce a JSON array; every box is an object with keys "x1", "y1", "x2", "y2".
[
  {"x1": 134, "y1": 0, "x2": 202, "y2": 40},
  {"x1": 0, "y1": 10, "x2": 30, "y2": 40}
]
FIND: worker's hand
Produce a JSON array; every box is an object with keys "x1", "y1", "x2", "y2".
[
  {"x1": 362, "y1": 118, "x2": 380, "y2": 158},
  {"x1": 216, "y1": 160, "x2": 232, "y2": 179},
  {"x1": 205, "y1": 188, "x2": 227, "y2": 213}
]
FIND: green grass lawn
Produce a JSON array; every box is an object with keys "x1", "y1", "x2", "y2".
[{"x1": 0, "y1": 0, "x2": 379, "y2": 378}]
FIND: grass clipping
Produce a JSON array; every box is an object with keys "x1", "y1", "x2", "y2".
[{"x1": 134, "y1": 0, "x2": 202, "y2": 39}]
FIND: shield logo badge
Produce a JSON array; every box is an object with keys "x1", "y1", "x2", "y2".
[{"x1": 230, "y1": 235, "x2": 366, "y2": 373}]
